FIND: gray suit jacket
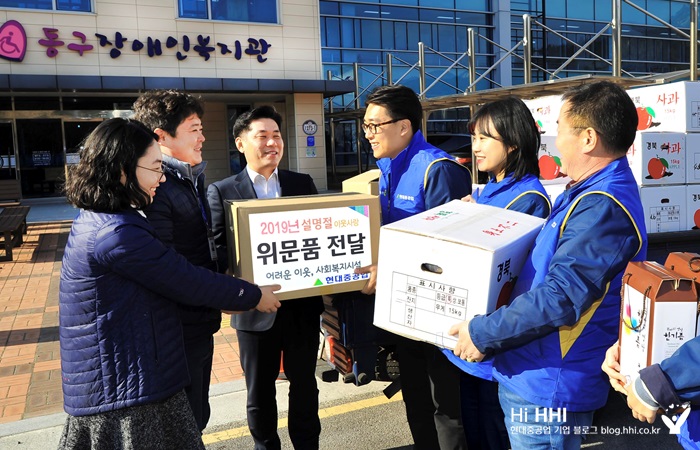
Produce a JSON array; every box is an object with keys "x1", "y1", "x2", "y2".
[{"x1": 207, "y1": 169, "x2": 319, "y2": 331}]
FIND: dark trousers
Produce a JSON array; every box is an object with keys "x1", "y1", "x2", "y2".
[
  {"x1": 397, "y1": 338, "x2": 467, "y2": 450},
  {"x1": 461, "y1": 374, "x2": 510, "y2": 450},
  {"x1": 183, "y1": 335, "x2": 214, "y2": 432},
  {"x1": 237, "y1": 305, "x2": 322, "y2": 450}
]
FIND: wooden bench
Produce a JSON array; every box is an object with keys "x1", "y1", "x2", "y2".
[{"x1": 0, "y1": 205, "x2": 31, "y2": 262}]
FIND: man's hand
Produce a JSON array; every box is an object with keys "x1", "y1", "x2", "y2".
[
  {"x1": 601, "y1": 341, "x2": 627, "y2": 395},
  {"x1": 625, "y1": 383, "x2": 659, "y2": 424},
  {"x1": 448, "y1": 320, "x2": 485, "y2": 362},
  {"x1": 255, "y1": 284, "x2": 282, "y2": 313},
  {"x1": 461, "y1": 194, "x2": 476, "y2": 203},
  {"x1": 354, "y1": 264, "x2": 377, "y2": 295}
]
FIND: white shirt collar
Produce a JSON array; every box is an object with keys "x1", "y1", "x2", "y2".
[{"x1": 245, "y1": 166, "x2": 280, "y2": 199}]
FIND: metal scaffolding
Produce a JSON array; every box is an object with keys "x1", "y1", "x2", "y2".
[{"x1": 325, "y1": 0, "x2": 700, "y2": 182}]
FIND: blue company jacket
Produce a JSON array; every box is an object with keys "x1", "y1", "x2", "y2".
[
  {"x1": 443, "y1": 173, "x2": 551, "y2": 379},
  {"x1": 470, "y1": 157, "x2": 647, "y2": 411},
  {"x1": 478, "y1": 173, "x2": 552, "y2": 218},
  {"x1": 376, "y1": 130, "x2": 472, "y2": 225},
  {"x1": 144, "y1": 156, "x2": 221, "y2": 339},
  {"x1": 59, "y1": 209, "x2": 261, "y2": 416},
  {"x1": 639, "y1": 337, "x2": 700, "y2": 448}
]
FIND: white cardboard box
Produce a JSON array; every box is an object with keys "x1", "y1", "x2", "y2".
[
  {"x1": 524, "y1": 94, "x2": 563, "y2": 137},
  {"x1": 627, "y1": 132, "x2": 686, "y2": 185},
  {"x1": 538, "y1": 135, "x2": 568, "y2": 181},
  {"x1": 619, "y1": 261, "x2": 697, "y2": 379},
  {"x1": 541, "y1": 177, "x2": 571, "y2": 203},
  {"x1": 627, "y1": 81, "x2": 700, "y2": 133},
  {"x1": 373, "y1": 201, "x2": 545, "y2": 349},
  {"x1": 639, "y1": 185, "x2": 686, "y2": 233},
  {"x1": 685, "y1": 133, "x2": 700, "y2": 184},
  {"x1": 686, "y1": 184, "x2": 700, "y2": 230}
]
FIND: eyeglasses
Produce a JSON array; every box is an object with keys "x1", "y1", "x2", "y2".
[
  {"x1": 361, "y1": 118, "x2": 403, "y2": 135},
  {"x1": 137, "y1": 164, "x2": 166, "y2": 179}
]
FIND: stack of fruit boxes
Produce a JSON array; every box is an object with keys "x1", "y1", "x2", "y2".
[
  {"x1": 626, "y1": 81, "x2": 700, "y2": 233},
  {"x1": 524, "y1": 95, "x2": 571, "y2": 201}
]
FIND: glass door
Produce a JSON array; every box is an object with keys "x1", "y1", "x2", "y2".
[
  {"x1": 17, "y1": 119, "x2": 63, "y2": 198},
  {"x1": 0, "y1": 121, "x2": 20, "y2": 202},
  {"x1": 64, "y1": 120, "x2": 101, "y2": 167}
]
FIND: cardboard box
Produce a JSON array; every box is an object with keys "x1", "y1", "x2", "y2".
[
  {"x1": 538, "y1": 135, "x2": 568, "y2": 181},
  {"x1": 685, "y1": 133, "x2": 700, "y2": 184},
  {"x1": 627, "y1": 81, "x2": 700, "y2": 133},
  {"x1": 627, "y1": 132, "x2": 685, "y2": 185},
  {"x1": 523, "y1": 94, "x2": 563, "y2": 137},
  {"x1": 541, "y1": 177, "x2": 570, "y2": 203},
  {"x1": 686, "y1": 184, "x2": 700, "y2": 230},
  {"x1": 639, "y1": 185, "x2": 686, "y2": 233},
  {"x1": 665, "y1": 252, "x2": 700, "y2": 283},
  {"x1": 373, "y1": 200, "x2": 545, "y2": 349},
  {"x1": 342, "y1": 169, "x2": 381, "y2": 196},
  {"x1": 664, "y1": 252, "x2": 700, "y2": 336},
  {"x1": 619, "y1": 261, "x2": 697, "y2": 379},
  {"x1": 225, "y1": 193, "x2": 380, "y2": 300}
]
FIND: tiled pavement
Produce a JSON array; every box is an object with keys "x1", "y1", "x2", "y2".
[{"x1": 0, "y1": 220, "x2": 247, "y2": 424}]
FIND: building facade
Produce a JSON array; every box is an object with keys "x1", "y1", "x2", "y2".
[
  {"x1": 0, "y1": 1, "x2": 696, "y2": 200},
  {"x1": 0, "y1": 0, "x2": 353, "y2": 201},
  {"x1": 320, "y1": 0, "x2": 696, "y2": 179}
]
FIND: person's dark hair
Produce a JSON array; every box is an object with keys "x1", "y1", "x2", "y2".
[
  {"x1": 132, "y1": 89, "x2": 204, "y2": 136},
  {"x1": 233, "y1": 105, "x2": 283, "y2": 139},
  {"x1": 365, "y1": 85, "x2": 423, "y2": 133},
  {"x1": 468, "y1": 96, "x2": 541, "y2": 180},
  {"x1": 561, "y1": 81, "x2": 638, "y2": 156},
  {"x1": 65, "y1": 118, "x2": 158, "y2": 212}
]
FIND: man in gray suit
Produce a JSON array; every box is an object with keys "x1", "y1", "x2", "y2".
[{"x1": 207, "y1": 105, "x2": 323, "y2": 450}]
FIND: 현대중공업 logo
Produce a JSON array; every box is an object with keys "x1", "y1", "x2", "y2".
[{"x1": 660, "y1": 407, "x2": 691, "y2": 435}]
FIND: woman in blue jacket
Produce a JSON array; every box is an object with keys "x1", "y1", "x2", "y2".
[
  {"x1": 58, "y1": 118, "x2": 281, "y2": 449},
  {"x1": 466, "y1": 96, "x2": 550, "y2": 217},
  {"x1": 445, "y1": 96, "x2": 551, "y2": 450}
]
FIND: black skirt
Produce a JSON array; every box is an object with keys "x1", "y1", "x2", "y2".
[{"x1": 58, "y1": 390, "x2": 205, "y2": 450}]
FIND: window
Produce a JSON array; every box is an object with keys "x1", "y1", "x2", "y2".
[
  {"x1": 179, "y1": 0, "x2": 278, "y2": 24},
  {"x1": 324, "y1": 18, "x2": 341, "y2": 47},
  {"x1": 0, "y1": 0, "x2": 91, "y2": 12}
]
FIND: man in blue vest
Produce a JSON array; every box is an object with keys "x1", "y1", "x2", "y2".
[
  {"x1": 449, "y1": 81, "x2": 648, "y2": 449},
  {"x1": 359, "y1": 84, "x2": 472, "y2": 449}
]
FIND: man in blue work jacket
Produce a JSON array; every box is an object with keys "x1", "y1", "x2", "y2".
[
  {"x1": 449, "y1": 81, "x2": 648, "y2": 450},
  {"x1": 358, "y1": 84, "x2": 472, "y2": 450}
]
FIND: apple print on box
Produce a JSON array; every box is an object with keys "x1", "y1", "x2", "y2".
[
  {"x1": 538, "y1": 136, "x2": 565, "y2": 181},
  {"x1": 646, "y1": 153, "x2": 671, "y2": 180},
  {"x1": 628, "y1": 132, "x2": 686, "y2": 185},
  {"x1": 636, "y1": 106, "x2": 660, "y2": 131}
]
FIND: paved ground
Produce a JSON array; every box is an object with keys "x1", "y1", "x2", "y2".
[
  {"x1": 0, "y1": 211, "x2": 250, "y2": 424},
  {"x1": 0, "y1": 200, "x2": 686, "y2": 450}
]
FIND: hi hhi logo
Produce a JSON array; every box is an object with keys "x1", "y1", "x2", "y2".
[
  {"x1": 511, "y1": 407, "x2": 567, "y2": 423},
  {"x1": 661, "y1": 407, "x2": 691, "y2": 435}
]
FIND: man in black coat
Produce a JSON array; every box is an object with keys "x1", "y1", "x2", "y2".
[
  {"x1": 207, "y1": 105, "x2": 323, "y2": 450},
  {"x1": 134, "y1": 89, "x2": 219, "y2": 433}
]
